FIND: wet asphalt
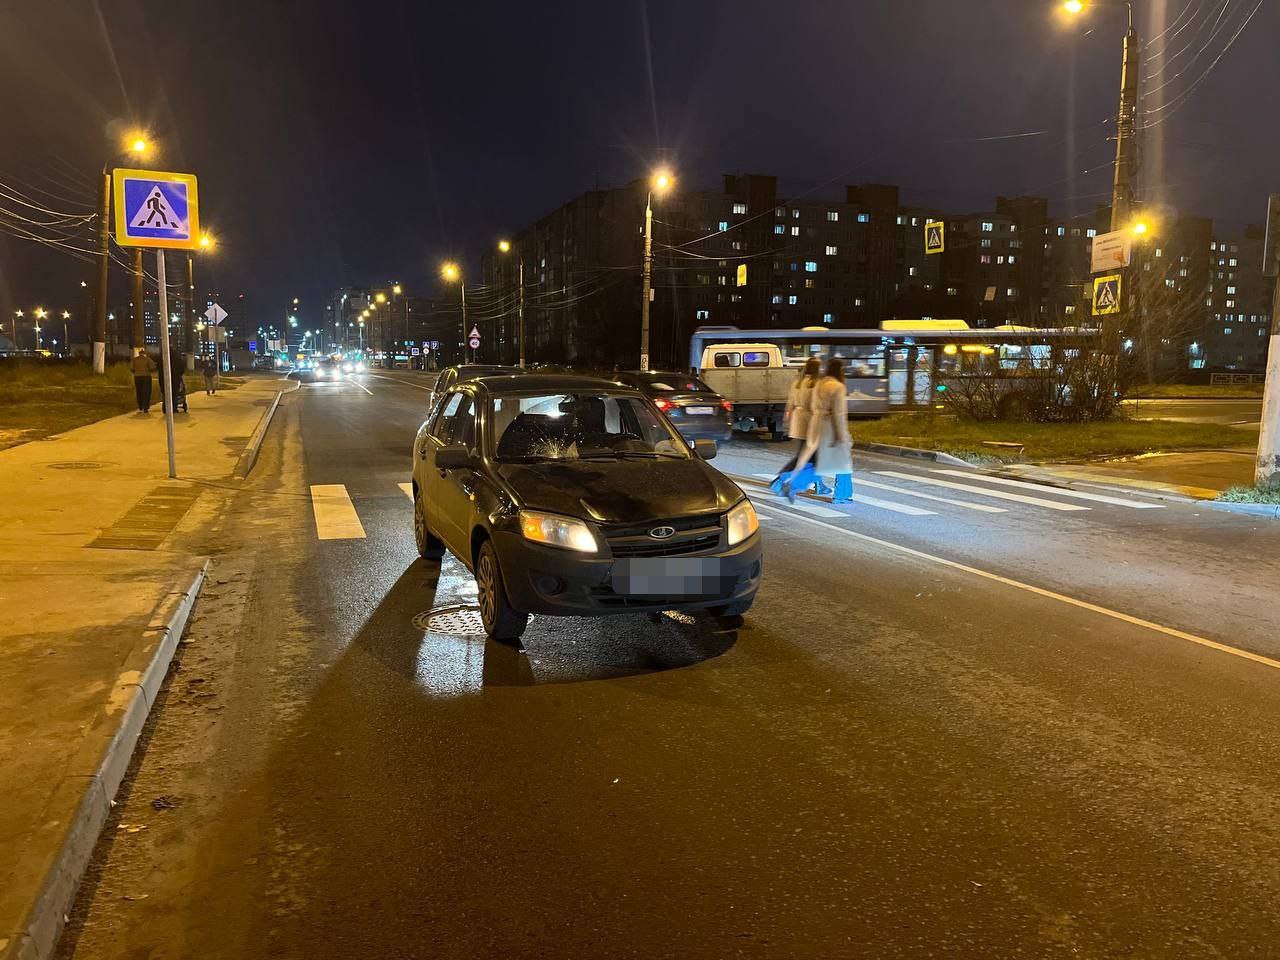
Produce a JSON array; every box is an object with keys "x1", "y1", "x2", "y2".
[{"x1": 58, "y1": 374, "x2": 1280, "y2": 960}]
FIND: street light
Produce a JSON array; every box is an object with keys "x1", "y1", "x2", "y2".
[
  {"x1": 441, "y1": 262, "x2": 469, "y2": 362},
  {"x1": 1131, "y1": 220, "x2": 1150, "y2": 236},
  {"x1": 498, "y1": 239, "x2": 526, "y2": 367},
  {"x1": 640, "y1": 168, "x2": 675, "y2": 371}
]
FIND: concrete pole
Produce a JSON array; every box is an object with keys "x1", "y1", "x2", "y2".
[
  {"x1": 131, "y1": 249, "x2": 145, "y2": 349},
  {"x1": 92, "y1": 169, "x2": 110, "y2": 373},
  {"x1": 1109, "y1": 17, "x2": 1141, "y2": 232},
  {"x1": 640, "y1": 192, "x2": 653, "y2": 371},
  {"x1": 185, "y1": 254, "x2": 197, "y2": 371},
  {"x1": 1255, "y1": 274, "x2": 1280, "y2": 486},
  {"x1": 518, "y1": 259, "x2": 526, "y2": 368}
]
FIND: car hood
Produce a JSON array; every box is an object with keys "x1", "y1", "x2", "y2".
[{"x1": 495, "y1": 457, "x2": 742, "y2": 523}]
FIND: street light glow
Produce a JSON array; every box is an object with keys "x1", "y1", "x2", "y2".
[
  {"x1": 375, "y1": 292, "x2": 387, "y2": 303},
  {"x1": 199, "y1": 231, "x2": 216, "y2": 250},
  {"x1": 498, "y1": 239, "x2": 511, "y2": 253},
  {"x1": 61, "y1": 311, "x2": 70, "y2": 319},
  {"x1": 126, "y1": 132, "x2": 151, "y2": 157},
  {"x1": 392, "y1": 284, "x2": 402, "y2": 295},
  {"x1": 1132, "y1": 220, "x2": 1149, "y2": 236},
  {"x1": 441, "y1": 262, "x2": 461, "y2": 282},
  {"x1": 652, "y1": 169, "x2": 674, "y2": 194},
  {"x1": 1063, "y1": 0, "x2": 1085, "y2": 13}
]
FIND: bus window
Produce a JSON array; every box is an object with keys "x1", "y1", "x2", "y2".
[
  {"x1": 743, "y1": 351, "x2": 771, "y2": 367},
  {"x1": 713, "y1": 352, "x2": 741, "y2": 368}
]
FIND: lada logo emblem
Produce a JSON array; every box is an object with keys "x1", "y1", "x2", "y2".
[{"x1": 649, "y1": 526, "x2": 676, "y2": 540}]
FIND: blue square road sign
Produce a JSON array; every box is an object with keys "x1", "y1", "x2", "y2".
[{"x1": 112, "y1": 168, "x2": 201, "y2": 250}]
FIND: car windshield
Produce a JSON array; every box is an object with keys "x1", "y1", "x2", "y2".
[
  {"x1": 635, "y1": 373, "x2": 712, "y2": 393},
  {"x1": 490, "y1": 392, "x2": 690, "y2": 462}
]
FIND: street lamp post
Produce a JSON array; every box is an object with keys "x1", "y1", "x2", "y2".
[
  {"x1": 498, "y1": 240, "x2": 526, "y2": 367},
  {"x1": 33, "y1": 308, "x2": 46, "y2": 351},
  {"x1": 1062, "y1": 2, "x2": 1139, "y2": 231},
  {"x1": 640, "y1": 170, "x2": 674, "y2": 372},
  {"x1": 61, "y1": 311, "x2": 70, "y2": 354},
  {"x1": 90, "y1": 133, "x2": 150, "y2": 373},
  {"x1": 442, "y1": 262, "x2": 467, "y2": 362}
]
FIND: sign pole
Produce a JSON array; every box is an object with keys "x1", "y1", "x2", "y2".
[
  {"x1": 1254, "y1": 195, "x2": 1280, "y2": 487},
  {"x1": 156, "y1": 250, "x2": 177, "y2": 479}
]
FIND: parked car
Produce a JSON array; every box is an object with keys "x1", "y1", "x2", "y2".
[
  {"x1": 410, "y1": 374, "x2": 762, "y2": 639},
  {"x1": 430, "y1": 364, "x2": 521, "y2": 407},
  {"x1": 611, "y1": 370, "x2": 734, "y2": 441}
]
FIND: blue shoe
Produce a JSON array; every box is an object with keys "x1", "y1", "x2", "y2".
[
  {"x1": 814, "y1": 480, "x2": 833, "y2": 496},
  {"x1": 769, "y1": 470, "x2": 792, "y2": 496},
  {"x1": 783, "y1": 481, "x2": 797, "y2": 504},
  {"x1": 832, "y1": 473, "x2": 854, "y2": 503}
]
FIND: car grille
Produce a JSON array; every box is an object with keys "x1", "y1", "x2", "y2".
[{"x1": 601, "y1": 514, "x2": 723, "y2": 558}]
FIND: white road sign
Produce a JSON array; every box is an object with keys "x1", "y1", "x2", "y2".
[
  {"x1": 205, "y1": 303, "x2": 228, "y2": 325},
  {"x1": 1091, "y1": 230, "x2": 1132, "y2": 274}
]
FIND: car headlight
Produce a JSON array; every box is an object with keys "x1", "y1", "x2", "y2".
[
  {"x1": 342, "y1": 363, "x2": 353, "y2": 373},
  {"x1": 518, "y1": 509, "x2": 598, "y2": 553},
  {"x1": 356, "y1": 362, "x2": 366, "y2": 372},
  {"x1": 726, "y1": 499, "x2": 759, "y2": 546}
]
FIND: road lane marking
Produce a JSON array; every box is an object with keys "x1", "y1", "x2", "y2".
[
  {"x1": 369, "y1": 374, "x2": 434, "y2": 392},
  {"x1": 751, "y1": 501, "x2": 1280, "y2": 673},
  {"x1": 349, "y1": 378, "x2": 374, "y2": 396},
  {"x1": 852, "y1": 494, "x2": 935, "y2": 516},
  {"x1": 858, "y1": 478, "x2": 1007, "y2": 513},
  {"x1": 398, "y1": 482, "x2": 414, "y2": 500},
  {"x1": 932, "y1": 469, "x2": 1165, "y2": 509},
  {"x1": 752, "y1": 472, "x2": 777, "y2": 481},
  {"x1": 875, "y1": 471, "x2": 1091, "y2": 512},
  {"x1": 309, "y1": 484, "x2": 366, "y2": 540},
  {"x1": 789, "y1": 502, "x2": 847, "y2": 519}
]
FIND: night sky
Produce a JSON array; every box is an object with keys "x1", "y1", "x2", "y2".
[{"x1": 1, "y1": 0, "x2": 1276, "y2": 336}]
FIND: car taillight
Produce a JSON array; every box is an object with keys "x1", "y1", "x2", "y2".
[
  {"x1": 721, "y1": 400, "x2": 733, "y2": 412},
  {"x1": 653, "y1": 398, "x2": 673, "y2": 411}
]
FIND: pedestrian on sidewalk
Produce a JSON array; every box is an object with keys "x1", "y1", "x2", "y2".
[
  {"x1": 770, "y1": 357, "x2": 830, "y2": 496},
  {"x1": 158, "y1": 352, "x2": 189, "y2": 414},
  {"x1": 784, "y1": 357, "x2": 854, "y2": 503},
  {"x1": 201, "y1": 355, "x2": 218, "y2": 395},
  {"x1": 129, "y1": 348, "x2": 156, "y2": 413}
]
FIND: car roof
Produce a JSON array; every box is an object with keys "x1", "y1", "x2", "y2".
[
  {"x1": 454, "y1": 364, "x2": 518, "y2": 376},
  {"x1": 470, "y1": 373, "x2": 638, "y2": 394},
  {"x1": 617, "y1": 370, "x2": 698, "y2": 377}
]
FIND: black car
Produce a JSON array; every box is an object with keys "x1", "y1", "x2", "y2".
[
  {"x1": 612, "y1": 370, "x2": 734, "y2": 441},
  {"x1": 430, "y1": 363, "x2": 521, "y2": 408},
  {"x1": 410, "y1": 374, "x2": 762, "y2": 640}
]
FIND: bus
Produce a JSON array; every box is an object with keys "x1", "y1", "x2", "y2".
[{"x1": 691, "y1": 322, "x2": 1098, "y2": 436}]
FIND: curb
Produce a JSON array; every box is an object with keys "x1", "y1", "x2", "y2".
[
  {"x1": 853, "y1": 441, "x2": 974, "y2": 469},
  {"x1": 234, "y1": 383, "x2": 297, "y2": 479},
  {"x1": 1208, "y1": 500, "x2": 1280, "y2": 519},
  {"x1": 2, "y1": 563, "x2": 208, "y2": 960}
]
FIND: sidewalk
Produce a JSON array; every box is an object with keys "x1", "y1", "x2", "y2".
[
  {"x1": 0, "y1": 375, "x2": 286, "y2": 960},
  {"x1": 1012, "y1": 448, "x2": 1256, "y2": 501}
]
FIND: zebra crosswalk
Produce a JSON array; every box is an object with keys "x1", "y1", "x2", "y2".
[
  {"x1": 309, "y1": 462, "x2": 1168, "y2": 543},
  {"x1": 746, "y1": 466, "x2": 1165, "y2": 521}
]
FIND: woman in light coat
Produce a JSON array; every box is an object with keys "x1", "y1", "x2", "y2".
[
  {"x1": 769, "y1": 358, "x2": 828, "y2": 495},
  {"x1": 785, "y1": 357, "x2": 854, "y2": 503}
]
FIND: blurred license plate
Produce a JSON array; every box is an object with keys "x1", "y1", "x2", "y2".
[
  {"x1": 685, "y1": 405, "x2": 714, "y2": 416},
  {"x1": 612, "y1": 557, "x2": 726, "y2": 597}
]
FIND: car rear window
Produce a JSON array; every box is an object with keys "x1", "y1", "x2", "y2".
[{"x1": 713, "y1": 352, "x2": 740, "y2": 368}]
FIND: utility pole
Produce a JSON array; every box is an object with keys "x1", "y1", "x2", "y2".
[
  {"x1": 460, "y1": 282, "x2": 469, "y2": 363},
  {"x1": 518, "y1": 258, "x2": 526, "y2": 368},
  {"x1": 131, "y1": 249, "x2": 145, "y2": 351},
  {"x1": 1255, "y1": 194, "x2": 1280, "y2": 486},
  {"x1": 640, "y1": 191, "x2": 653, "y2": 372},
  {"x1": 185, "y1": 254, "x2": 197, "y2": 370},
  {"x1": 1109, "y1": 5, "x2": 1140, "y2": 232},
  {"x1": 92, "y1": 170, "x2": 110, "y2": 372}
]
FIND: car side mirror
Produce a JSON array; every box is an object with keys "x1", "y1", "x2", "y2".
[
  {"x1": 694, "y1": 438, "x2": 717, "y2": 461},
  {"x1": 435, "y1": 445, "x2": 471, "y2": 470}
]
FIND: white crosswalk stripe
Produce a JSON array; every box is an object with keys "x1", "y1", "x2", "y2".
[
  {"x1": 788, "y1": 501, "x2": 847, "y2": 519},
  {"x1": 875, "y1": 471, "x2": 1091, "y2": 512},
  {"x1": 857, "y1": 477, "x2": 1007, "y2": 513},
  {"x1": 850, "y1": 494, "x2": 935, "y2": 516},
  {"x1": 930, "y1": 469, "x2": 1165, "y2": 509},
  {"x1": 310, "y1": 484, "x2": 367, "y2": 540}
]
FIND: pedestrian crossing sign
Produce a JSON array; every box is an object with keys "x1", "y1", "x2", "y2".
[
  {"x1": 1092, "y1": 273, "x2": 1122, "y2": 316},
  {"x1": 925, "y1": 220, "x2": 944, "y2": 255},
  {"x1": 112, "y1": 168, "x2": 201, "y2": 250}
]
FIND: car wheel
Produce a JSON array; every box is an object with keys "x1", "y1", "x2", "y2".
[
  {"x1": 413, "y1": 488, "x2": 445, "y2": 559},
  {"x1": 475, "y1": 539, "x2": 528, "y2": 642}
]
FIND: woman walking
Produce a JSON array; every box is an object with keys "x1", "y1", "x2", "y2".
[
  {"x1": 769, "y1": 358, "x2": 827, "y2": 495},
  {"x1": 201, "y1": 355, "x2": 218, "y2": 395},
  {"x1": 784, "y1": 357, "x2": 854, "y2": 503},
  {"x1": 130, "y1": 348, "x2": 156, "y2": 413}
]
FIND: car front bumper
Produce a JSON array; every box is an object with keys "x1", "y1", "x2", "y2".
[{"x1": 494, "y1": 530, "x2": 762, "y2": 616}]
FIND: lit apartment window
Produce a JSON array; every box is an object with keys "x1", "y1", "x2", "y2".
[
  {"x1": 774, "y1": 224, "x2": 785, "y2": 235},
  {"x1": 804, "y1": 279, "x2": 815, "y2": 289},
  {"x1": 823, "y1": 313, "x2": 835, "y2": 324},
  {"x1": 982, "y1": 221, "x2": 994, "y2": 232},
  {"x1": 981, "y1": 238, "x2": 992, "y2": 248},
  {"x1": 825, "y1": 245, "x2": 838, "y2": 256},
  {"x1": 1224, "y1": 327, "x2": 1233, "y2": 335},
  {"x1": 771, "y1": 294, "x2": 782, "y2": 305},
  {"x1": 718, "y1": 220, "x2": 729, "y2": 232},
  {"x1": 775, "y1": 207, "x2": 784, "y2": 217},
  {"x1": 1230, "y1": 258, "x2": 1239, "y2": 266},
  {"x1": 788, "y1": 295, "x2": 798, "y2": 305},
  {"x1": 1227, "y1": 285, "x2": 1236, "y2": 294},
  {"x1": 1155, "y1": 248, "x2": 1163, "y2": 257},
  {"x1": 997, "y1": 255, "x2": 1006, "y2": 264},
  {"x1": 980, "y1": 254, "x2": 992, "y2": 264},
  {"x1": 1057, "y1": 226, "x2": 1066, "y2": 237},
  {"x1": 792, "y1": 208, "x2": 800, "y2": 219},
  {"x1": 696, "y1": 309, "x2": 710, "y2": 320},
  {"x1": 791, "y1": 226, "x2": 800, "y2": 237},
  {"x1": 908, "y1": 266, "x2": 918, "y2": 276},
  {"x1": 1065, "y1": 305, "x2": 1076, "y2": 314},
  {"x1": 827, "y1": 211, "x2": 839, "y2": 222},
  {"x1": 896, "y1": 215, "x2": 906, "y2": 225},
  {"x1": 947, "y1": 286, "x2": 958, "y2": 296},
  {"x1": 1008, "y1": 255, "x2": 1017, "y2": 264},
  {"x1": 1086, "y1": 229, "x2": 1097, "y2": 238},
  {"x1": 1007, "y1": 287, "x2": 1017, "y2": 298},
  {"x1": 731, "y1": 241, "x2": 742, "y2": 250},
  {"x1": 911, "y1": 217, "x2": 920, "y2": 227},
  {"x1": 1226, "y1": 299, "x2": 1236, "y2": 307},
  {"x1": 732, "y1": 202, "x2": 747, "y2": 214},
  {"x1": 857, "y1": 213, "x2": 870, "y2": 223},
  {"x1": 804, "y1": 261, "x2": 818, "y2": 272},
  {"x1": 1211, "y1": 242, "x2": 1218, "y2": 251},
  {"x1": 854, "y1": 298, "x2": 864, "y2": 306}
]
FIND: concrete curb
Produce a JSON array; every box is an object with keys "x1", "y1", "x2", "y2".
[
  {"x1": 1, "y1": 563, "x2": 208, "y2": 960},
  {"x1": 1208, "y1": 500, "x2": 1280, "y2": 519},
  {"x1": 234, "y1": 382, "x2": 297, "y2": 479},
  {"x1": 853, "y1": 441, "x2": 974, "y2": 469}
]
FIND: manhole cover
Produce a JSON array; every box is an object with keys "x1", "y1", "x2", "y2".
[
  {"x1": 47, "y1": 461, "x2": 111, "y2": 470},
  {"x1": 413, "y1": 605, "x2": 486, "y2": 636}
]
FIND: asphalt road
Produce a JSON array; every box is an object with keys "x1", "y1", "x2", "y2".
[
  {"x1": 1124, "y1": 396, "x2": 1263, "y2": 426},
  {"x1": 58, "y1": 373, "x2": 1280, "y2": 959}
]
